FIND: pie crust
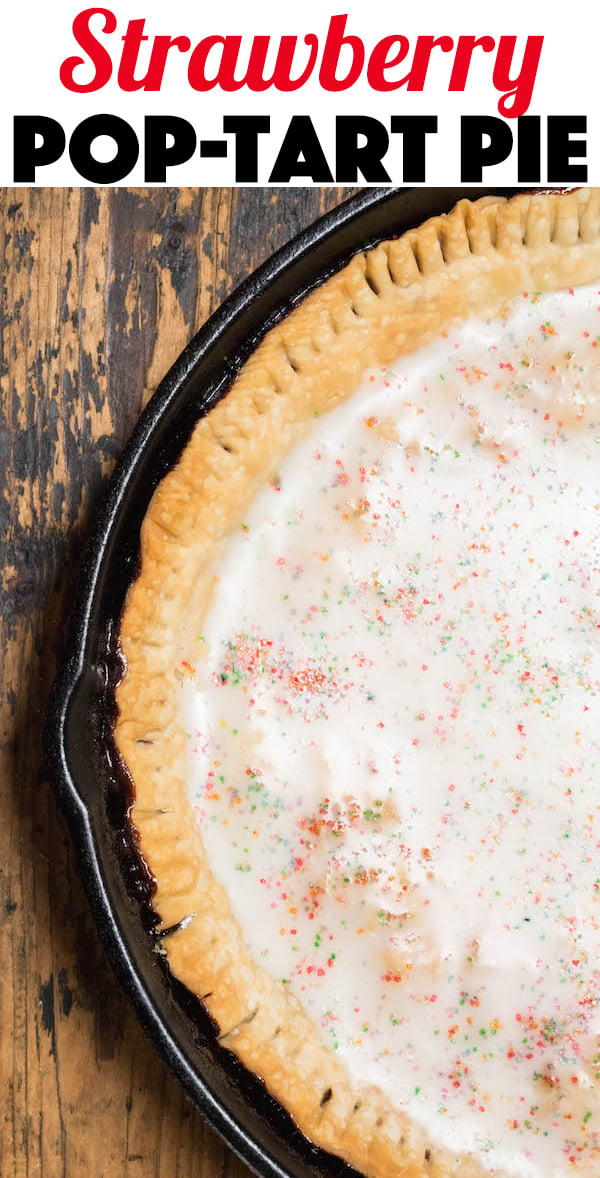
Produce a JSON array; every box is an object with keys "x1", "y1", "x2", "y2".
[{"x1": 115, "y1": 189, "x2": 600, "y2": 1178}]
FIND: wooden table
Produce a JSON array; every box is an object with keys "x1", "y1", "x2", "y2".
[{"x1": 0, "y1": 187, "x2": 358, "y2": 1178}]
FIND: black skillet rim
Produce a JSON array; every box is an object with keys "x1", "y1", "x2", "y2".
[{"x1": 45, "y1": 186, "x2": 523, "y2": 1178}]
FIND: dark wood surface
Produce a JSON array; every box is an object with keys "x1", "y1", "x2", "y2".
[{"x1": 0, "y1": 188, "x2": 358, "y2": 1178}]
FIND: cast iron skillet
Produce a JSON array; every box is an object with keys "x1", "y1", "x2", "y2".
[{"x1": 46, "y1": 187, "x2": 522, "y2": 1178}]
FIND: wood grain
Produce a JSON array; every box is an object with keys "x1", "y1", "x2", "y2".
[{"x1": 0, "y1": 187, "x2": 358, "y2": 1178}]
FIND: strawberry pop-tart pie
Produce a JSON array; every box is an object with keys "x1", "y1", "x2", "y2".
[{"x1": 115, "y1": 189, "x2": 600, "y2": 1178}]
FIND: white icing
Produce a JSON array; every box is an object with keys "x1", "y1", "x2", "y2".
[{"x1": 181, "y1": 284, "x2": 600, "y2": 1175}]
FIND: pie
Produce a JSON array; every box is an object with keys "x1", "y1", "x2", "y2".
[{"x1": 115, "y1": 189, "x2": 600, "y2": 1178}]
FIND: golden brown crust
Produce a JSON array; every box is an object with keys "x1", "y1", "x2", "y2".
[{"x1": 115, "y1": 189, "x2": 600, "y2": 1178}]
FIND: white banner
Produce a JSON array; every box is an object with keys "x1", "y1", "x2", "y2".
[{"x1": 1, "y1": 0, "x2": 596, "y2": 186}]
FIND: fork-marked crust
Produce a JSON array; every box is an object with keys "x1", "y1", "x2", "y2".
[{"x1": 115, "y1": 189, "x2": 600, "y2": 1178}]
